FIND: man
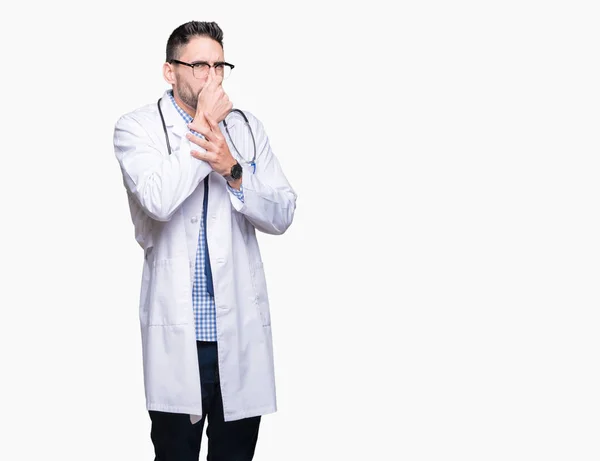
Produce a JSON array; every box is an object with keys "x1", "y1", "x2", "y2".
[{"x1": 113, "y1": 20, "x2": 296, "y2": 460}]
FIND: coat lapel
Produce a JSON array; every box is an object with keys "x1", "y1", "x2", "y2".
[{"x1": 158, "y1": 90, "x2": 188, "y2": 143}]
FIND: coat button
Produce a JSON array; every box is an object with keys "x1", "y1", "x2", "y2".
[{"x1": 191, "y1": 216, "x2": 198, "y2": 223}]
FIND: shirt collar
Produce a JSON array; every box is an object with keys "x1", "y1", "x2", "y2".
[{"x1": 167, "y1": 89, "x2": 194, "y2": 124}]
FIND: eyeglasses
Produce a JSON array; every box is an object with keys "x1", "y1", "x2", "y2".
[{"x1": 169, "y1": 59, "x2": 235, "y2": 80}]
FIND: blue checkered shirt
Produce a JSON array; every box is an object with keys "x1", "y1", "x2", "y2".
[{"x1": 168, "y1": 91, "x2": 244, "y2": 341}]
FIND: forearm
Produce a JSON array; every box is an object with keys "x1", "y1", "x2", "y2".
[
  {"x1": 115, "y1": 115, "x2": 212, "y2": 221},
  {"x1": 231, "y1": 173, "x2": 296, "y2": 235}
]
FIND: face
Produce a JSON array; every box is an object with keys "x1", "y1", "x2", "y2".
[{"x1": 163, "y1": 36, "x2": 224, "y2": 111}]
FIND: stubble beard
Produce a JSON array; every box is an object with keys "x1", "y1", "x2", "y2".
[{"x1": 176, "y1": 79, "x2": 201, "y2": 112}]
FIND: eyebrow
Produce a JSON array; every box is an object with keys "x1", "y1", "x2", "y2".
[{"x1": 189, "y1": 60, "x2": 226, "y2": 65}]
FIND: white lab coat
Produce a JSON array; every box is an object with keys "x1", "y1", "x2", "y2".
[{"x1": 113, "y1": 90, "x2": 296, "y2": 423}]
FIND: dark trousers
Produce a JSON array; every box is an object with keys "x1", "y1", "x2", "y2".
[{"x1": 148, "y1": 341, "x2": 261, "y2": 461}]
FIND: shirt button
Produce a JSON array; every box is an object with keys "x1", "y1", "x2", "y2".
[{"x1": 191, "y1": 216, "x2": 198, "y2": 223}]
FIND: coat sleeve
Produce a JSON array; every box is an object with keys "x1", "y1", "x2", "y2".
[
  {"x1": 113, "y1": 113, "x2": 212, "y2": 222},
  {"x1": 228, "y1": 112, "x2": 297, "y2": 235}
]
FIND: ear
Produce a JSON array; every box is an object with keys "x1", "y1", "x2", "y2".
[{"x1": 163, "y1": 62, "x2": 176, "y2": 85}]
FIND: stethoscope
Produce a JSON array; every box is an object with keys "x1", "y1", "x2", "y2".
[{"x1": 157, "y1": 98, "x2": 257, "y2": 173}]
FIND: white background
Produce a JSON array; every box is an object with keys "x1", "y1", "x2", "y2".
[{"x1": 1, "y1": 0, "x2": 599, "y2": 460}]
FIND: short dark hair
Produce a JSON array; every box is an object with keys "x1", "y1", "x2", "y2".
[{"x1": 166, "y1": 21, "x2": 224, "y2": 62}]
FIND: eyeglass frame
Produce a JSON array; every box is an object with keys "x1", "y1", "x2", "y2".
[{"x1": 169, "y1": 59, "x2": 235, "y2": 78}]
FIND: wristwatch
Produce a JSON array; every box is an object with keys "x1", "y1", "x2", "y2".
[{"x1": 224, "y1": 161, "x2": 243, "y2": 182}]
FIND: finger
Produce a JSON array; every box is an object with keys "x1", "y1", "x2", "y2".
[
  {"x1": 207, "y1": 68, "x2": 219, "y2": 89},
  {"x1": 186, "y1": 131, "x2": 212, "y2": 147},
  {"x1": 186, "y1": 132, "x2": 210, "y2": 149},
  {"x1": 187, "y1": 120, "x2": 210, "y2": 137},
  {"x1": 196, "y1": 73, "x2": 213, "y2": 100},
  {"x1": 204, "y1": 112, "x2": 218, "y2": 131},
  {"x1": 195, "y1": 114, "x2": 216, "y2": 142},
  {"x1": 203, "y1": 112, "x2": 225, "y2": 142},
  {"x1": 190, "y1": 149, "x2": 216, "y2": 164}
]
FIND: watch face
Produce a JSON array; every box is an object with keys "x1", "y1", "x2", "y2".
[{"x1": 231, "y1": 162, "x2": 243, "y2": 179}]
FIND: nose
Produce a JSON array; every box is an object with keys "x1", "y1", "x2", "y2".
[{"x1": 210, "y1": 66, "x2": 223, "y2": 84}]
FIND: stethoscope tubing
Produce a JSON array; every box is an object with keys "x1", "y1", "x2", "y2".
[{"x1": 158, "y1": 98, "x2": 257, "y2": 173}]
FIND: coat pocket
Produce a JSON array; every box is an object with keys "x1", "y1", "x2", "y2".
[
  {"x1": 250, "y1": 261, "x2": 271, "y2": 327},
  {"x1": 147, "y1": 257, "x2": 191, "y2": 326}
]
